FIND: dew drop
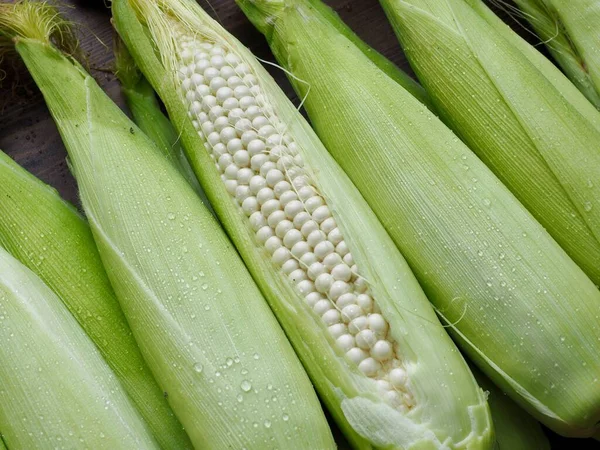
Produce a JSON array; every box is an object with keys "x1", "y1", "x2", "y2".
[
  {"x1": 241, "y1": 380, "x2": 252, "y2": 392},
  {"x1": 193, "y1": 363, "x2": 203, "y2": 373}
]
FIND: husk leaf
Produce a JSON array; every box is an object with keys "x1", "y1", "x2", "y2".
[
  {"x1": 0, "y1": 4, "x2": 192, "y2": 448},
  {"x1": 236, "y1": 0, "x2": 600, "y2": 437},
  {"x1": 470, "y1": 365, "x2": 549, "y2": 450},
  {"x1": 379, "y1": 0, "x2": 600, "y2": 287},
  {"x1": 504, "y1": 0, "x2": 600, "y2": 109},
  {"x1": 6, "y1": 3, "x2": 331, "y2": 449},
  {"x1": 0, "y1": 246, "x2": 159, "y2": 449},
  {"x1": 113, "y1": 0, "x2": 494, "y2": 448},
  {"x1": 0, "y1": 150, "x2": 191, "y2": 450},
  {"x1": 114, "y1": 34, "x2": 209, "y2": 204}
]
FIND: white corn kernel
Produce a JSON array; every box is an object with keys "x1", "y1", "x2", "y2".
[{"x1": 177, "y1": 38, "x2": 408, "y2": 411}]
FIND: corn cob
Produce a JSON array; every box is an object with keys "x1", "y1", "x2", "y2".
[
  {"x1": 379, "y1": 0, "x2": 600, "y2": 287},
  {"x1": 504, "y1": 0, "x2": 600, "y2": 109},
  {"x1": 470, "y1": 365, "x2": 549, "y2": 450},
  {"x1": 0, "y1": 148, "x2": 192, "y2": 450},
  {"x1": 1, "y1": 2, "x2": 333, "y2": 448},
  {"x1": 113, "y1": 0, "x2": 494, "y2": 448},
  {"x1": 0, "y1": 245, "x2": 159, "y2": 449},
  {"x1": 114, "y1": 35, "x2": 207, "y2": 201},
  {"x1": 237, "y1": 0, "x2": 600, "y2": 437}
]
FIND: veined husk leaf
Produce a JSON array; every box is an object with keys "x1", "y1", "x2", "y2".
[
  {"x1": 236, "y1": 0, "x2": 600, "y2": 437},
  {"x1": 0, "y1": 246, "x2": 159, "y2": 449},
  {"x1": 379, "y1": 0, "x2": 600, "y2": 287},
  {"x1": 114, "y1": 34, "x2": 209, "y2": 204},
  {"x1": 504, "y1": 0, "x2": 600, "y2": 109},
  {"x1": 0, "y1": 150, "x2": 191, "y2": 449},
  {"x1": 470, "y1": 365, "x2": 549, "y2": 450},
  {"x1": 465, "y1": 0, "x2": 600, "y2": 130},
  {"x1": 112, "y1": 0, "x2": 493, "y2": 448},
  {"x1": 5, "y1": 4, "x2": 332, "y2": 449}
]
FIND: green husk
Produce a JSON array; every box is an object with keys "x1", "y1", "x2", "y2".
[
  {"x1": 0, "y1": 150, "x2": 191, "y2": 449},
  {"x1": 379, "y1": 0, "x2": 600, "y2": 287},
  {"x1": 2, "y1": 2, "x2": 333, "y2": 448},
  {"x1": 0, "y1": 435, "x2": 6, "y2": 450},
  {"x1": 0, "y1": 246, "x2": 159, "y2": 449},
  {"x1": 471, "y1": 365, "x2": 549, "y2": 450},
  {"x1": 467, "y1": 0, "x2": 600, "y2": 130},
  {"x1": 503, "y1": 0, "x2": 600, "y2": 109},
  {"x1": 112, "y1": 0, "x2": 494, "y2": 448},
  {"x1": 114, "y1": 34, "x2": 208, "y2": 203},
  {"x1": 237, "y1": 0, "x2": 600, "y2": 438}
]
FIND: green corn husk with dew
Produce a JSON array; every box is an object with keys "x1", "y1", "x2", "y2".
[
  {"x1": 114, "y1": 35, "x2": 207, "y2": 201},
  {"x1": 1, "y1": 2, "x2": 333, "y2": 448},
  {"x1": 466, "y1": 0, "x2": 600, "y2": 127},
  {"x1": 0, "y1": 246, "x2": 159, "y2": 449},
  {"x1": 500, "y1": 0, "x2": 600, "y2": 109},
  {"x1": 379, "y1": 0, "x2": 600, "y2": 286},
  {"x1": 0, "y1": 146, "x2": 191, "y2": 450},
  {"x1": 470, "y1": 365, "x2": 549, "y2": 450},
  {"x1": 237, "y1": 0, "x2": 600, "y2": 438},
  {"x1": 113, "y1": 0, "x2": 494, "y2": 448}
]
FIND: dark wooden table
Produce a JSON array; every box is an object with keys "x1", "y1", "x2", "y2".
[{"x1": 0, "y1": 0, "x2": 589, "y2": 447}]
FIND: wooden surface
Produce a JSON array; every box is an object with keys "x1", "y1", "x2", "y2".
[{"x1": 0, "y1": 0, "x2": 582, "y2": 447}]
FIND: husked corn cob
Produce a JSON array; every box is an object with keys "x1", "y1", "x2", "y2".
[
  {"x1": 0, "y1": 246, "x2": 159, "y2": 449},
  {"x1": 1, "y1": 2, "x2": 333, "y2": 448},
  {"x1": 379, "y1": 0, "x2": 600, "y2": 286},
  {"x1": 113, "y1": 0, "x2": 494, "y2": 448},
  {"x1": 506, "y1": 0, "x2": 600, "y2": 109},
  {"x1": 237, "y1": 0, "x2": 600, "y2": 438},
  {"x1": 0, "y1": 149, "x2": 191, "y2": 450}
]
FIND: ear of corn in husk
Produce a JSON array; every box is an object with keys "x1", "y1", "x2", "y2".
[
  {"x1": 236, "y1": 0, "x2": 600, "y2": 437},
  {"x1": 0, "y1": 149, "x2": 191, "y2": 449},
  {"x1": 470, "y1": 365, "x2": 550, "y2": 450},
  {"x1": 379, "y1": 0, "x2": 600, "y2": 287},
  {"x1": 465, "y1": 0, "x2": 600, "y2": 131},
  {"x1": 114, "y1": 34, "x2": 209, "y2": 204},
  {"x1": 2, "y1": 2, "x2": 333, "y2": 448},
  {"x1": 0, "y1": 245, "x2": 159, "y2": 449},
  {"x1": 113, "y1": 0, "x2": 494, "y2": 448},
  {"x1": 501, "y1": 0, "x2": 600, "y2": 109}
]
